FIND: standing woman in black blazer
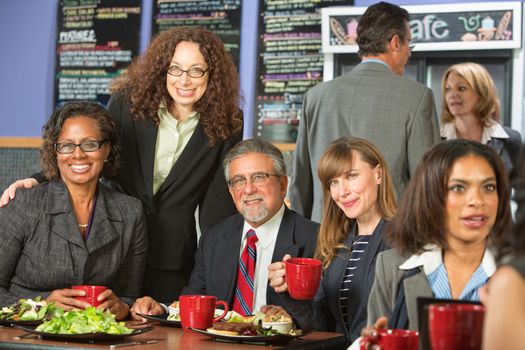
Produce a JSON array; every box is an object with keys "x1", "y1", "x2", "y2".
[
  {"x1": 268, "y1": 137, "x2": 397, "y2": 343},
  {"x1": 0, "y1": 27, "x2": 243, "y2": 304},
  {"x1": 106, "y1": 27, "x2": 243, "y2": 302}
]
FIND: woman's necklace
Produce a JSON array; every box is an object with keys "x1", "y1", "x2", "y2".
[
  {"x1": 78, "y1": 224, "x2": 88, "y2": 229},
  {"x1": 352, "y1": 234, "x2": 368, "y2": 245}
]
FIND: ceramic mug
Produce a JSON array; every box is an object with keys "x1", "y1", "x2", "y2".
[
  {"x1": 360, "y1": 328, "x2": 419, "y2": 350},
  {"x1": 179, "y1": 295, "x2": 229, "y2": 331},
  {"x1": 71, "y1": 285, "x2": 107, "y2": 307},
  {"x1": 285, "y1": 257, "x2": 322, "y2": 300},
  {"x1": 428, "y1": 303, "x2": 485, "y2": 350}
]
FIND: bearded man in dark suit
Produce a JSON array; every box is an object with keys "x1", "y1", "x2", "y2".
[{"x1": 131, "y1": 139, "x2": 319, "y2": 318}]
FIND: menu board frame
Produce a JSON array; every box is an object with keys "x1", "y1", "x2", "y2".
[
  {"x1": 54, "y1": 0, "x2": 142, "y2": 107},
  {"x1": 322, "y1": 1, "x2": 522, "y2": 54},
  {"x1": 254, "y1": 0, "x2": 353, "y2": 143}
]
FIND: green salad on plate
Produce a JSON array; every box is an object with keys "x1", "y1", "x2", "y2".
[
  {"x1": 36, "y1": 307, "x2": 132, "y2": 334},
  {"x1": 0, "y1": 297, "x2": 58, "y2": 322}
]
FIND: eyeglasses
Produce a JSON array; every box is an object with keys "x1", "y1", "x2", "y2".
[
  {"x1": 167, "y1": 66, "x2": 209, "y2": 78},
  {"x1": 408, "y1": 41, "x2": 415, "y2": 51},
  {"x1": 54, "y1": 139, "x2": 107, "y2": 154},
  {"x1": 228, "y1": 172, "x2": 281, "y2": 191}
]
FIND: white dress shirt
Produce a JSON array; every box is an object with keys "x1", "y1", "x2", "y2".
[
  {"x1": 239, "y1": 204, "x2": 285, "y2": 313},
  {"x1": 440, "y1": 120, "x2": 509, "y2": 145}
]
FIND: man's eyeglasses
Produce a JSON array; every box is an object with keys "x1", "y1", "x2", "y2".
[
  {"x1": 228, "y1": 172, "x2": 281, "y2": 191},
  {"x1": 54, "y1": 140, "x2": 107, "y2": 154},
  {"x1": 408, "y1": 41, "x2": 415, "y2": 51},
  {"x1": 167, "y1": 66, "x2": 209, "y2": 78}
]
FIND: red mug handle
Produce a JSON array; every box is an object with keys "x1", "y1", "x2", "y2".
[
  {"x1": 360, "y1": 335, "x2": 382, "y2": 350},
  {"x1": 213, "y1": 300, "x2": 229, "y2": 322}
]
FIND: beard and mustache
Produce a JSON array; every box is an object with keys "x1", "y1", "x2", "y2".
[{"x1": 239, "y1": 194, "x2": 269, "y2": 224}]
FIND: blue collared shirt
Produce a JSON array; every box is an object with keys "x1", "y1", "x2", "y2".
[
  {"x1": 399, "y1": 244, "x2": 496, "y2": 302},
  {"x1": 360, "y1": 59, "x2": 390, "y2": 70}
]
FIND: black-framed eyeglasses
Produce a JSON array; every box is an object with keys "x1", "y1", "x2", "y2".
[
  {"x1": 228, "y1": 172, "x2": 281, "y2": 191},
  {"x1": 408, "y1": 42, "x2": 415, "y2": 51},
  {"x1": 167, "y1": 65, "x2": 209, "y2": 78},
  {"x1": 54, "y1": 140, "x2": 107, "y2": 154}
]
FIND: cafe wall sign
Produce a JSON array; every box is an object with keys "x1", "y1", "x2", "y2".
[{"x1": 322, "y1": 2, "x2": 522, "y2": 53}]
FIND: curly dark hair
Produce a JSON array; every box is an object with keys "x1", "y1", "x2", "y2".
[
  {"x1": 387, "y1": 139, "x2": 511, "y2": 256},
  {"x1": 41, "y1": 101, "x2": 119, "y2": 180},
  {"x1": 110, "y1": 26, "x2": 243, "y2": 146},
  {"x1": 357, "y1": 1, "x2": 410, "y2": 58}
]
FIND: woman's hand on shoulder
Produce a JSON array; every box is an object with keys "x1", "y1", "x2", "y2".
[
  {"x1": 268, "y1": 254, "x2": 291, "y2": 293},
  {"x1": 0, "y1": 178, "x2": 39, "y2": 207}
]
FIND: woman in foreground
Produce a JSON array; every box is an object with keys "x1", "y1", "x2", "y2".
[{"x1": 365, "y1": 139, "x2": 511, "y2": 333}]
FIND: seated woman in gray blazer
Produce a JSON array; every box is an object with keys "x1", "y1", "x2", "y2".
[
  {"x1": 364, "y1": 139, "x2": 511, "y2": 334},
  {"x1": 0, "y1": 101, "x2": 147, "y2": 320},
  {"x1": 268, "y1": 137, "x2": 397, "y2": 343}
]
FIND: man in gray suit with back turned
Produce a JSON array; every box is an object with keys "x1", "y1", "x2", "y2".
[{"x1": 290, "y1": 1, "x2": 440, "y2": 222}]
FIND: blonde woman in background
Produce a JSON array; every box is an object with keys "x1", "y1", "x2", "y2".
[{"x1": 440, "y1": 62, "x2": 522, "y2": 174}]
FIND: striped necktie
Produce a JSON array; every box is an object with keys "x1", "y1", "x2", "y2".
[{"x1": 232, "y1": 229, "x2": 258, "y2": 316}]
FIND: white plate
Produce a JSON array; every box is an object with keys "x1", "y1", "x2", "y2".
[{"x1": 167, "y1": 307, "x2": 229, "y2": 322}]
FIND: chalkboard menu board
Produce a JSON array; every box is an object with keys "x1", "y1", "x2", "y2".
[
  {"x1": 152, "y1": 1, "x2": 242, "y2": 68},
  {"x1": 55, "y1": 0, "x2": 141, "y2": 107},
  {"x1": 254, "y1": 0, "x2": 353, "y2": 143}
]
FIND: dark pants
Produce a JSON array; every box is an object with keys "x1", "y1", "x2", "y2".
[{"x1": 141, "y1": 267, "x2": 193, "y2": 304}]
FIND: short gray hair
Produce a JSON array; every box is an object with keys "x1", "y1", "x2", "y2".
[{"x1": 223, "y1": 138, "x2": 286, "y2": 181}]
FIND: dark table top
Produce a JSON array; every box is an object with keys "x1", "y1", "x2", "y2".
[{"x1": 0, "y1": 323, "x2": 346, "y2": 350}]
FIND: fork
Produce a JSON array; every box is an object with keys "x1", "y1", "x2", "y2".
[
  {"x1": 13, "y1": 333, "x2": 36, "y2": 340},
  {"x1": 109, "y1": 340, "x2": 158, "y2": 349}
]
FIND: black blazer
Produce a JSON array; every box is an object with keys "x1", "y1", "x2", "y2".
[
  {"x1": 487, "y1": 126, "x2": 522, "y2": 175},
  {"x1": 106, "y1": 93, "x2": 242, "y2": 271},
  {"x1": 282, "y1": 219, "x2": 389, "y2": 344},
  {"x1": 441, "y1": 125, "x2": 522, "y2": 175},
  {"x1": 181, "y1": 207, "x2": 319, "y2": 308}
]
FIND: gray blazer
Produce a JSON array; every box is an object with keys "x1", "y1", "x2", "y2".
[
  {"x1": 0, "y1": 180, "x2": 148, "y2": 306},
  {"x1": 366, "y1": 249, "x2": 433, "y2": 331},
  {"x1": 290, "y1": 61, "x2": 440, "y2": 221}
]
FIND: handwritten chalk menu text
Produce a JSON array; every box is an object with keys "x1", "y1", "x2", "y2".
[
  {"x1": 152, "y1": 0, "x2": 241, "y2": 68},
  {"x1": 255, "y1": 0, "x2": 353, "y2": 143},
  {"x1": 55, "y1": 0, "x2": 141, "y2": 106}
]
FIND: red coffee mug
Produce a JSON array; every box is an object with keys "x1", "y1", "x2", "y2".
[
  {"x1": 428, "y1": 303, "x2": 484, "y2": 350},
  {"x1": 360, "y1": 329, "x2": 419, "y2": 350},
  {"x1": 179, "y1": 295, "x2": 229, "y2": 331},
  {"x1": 71, "y1": 285, "x2": 107, "y2": 307},
  {"x1": 285, "y1": 257, "x2": 322, "y2": 300}
]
